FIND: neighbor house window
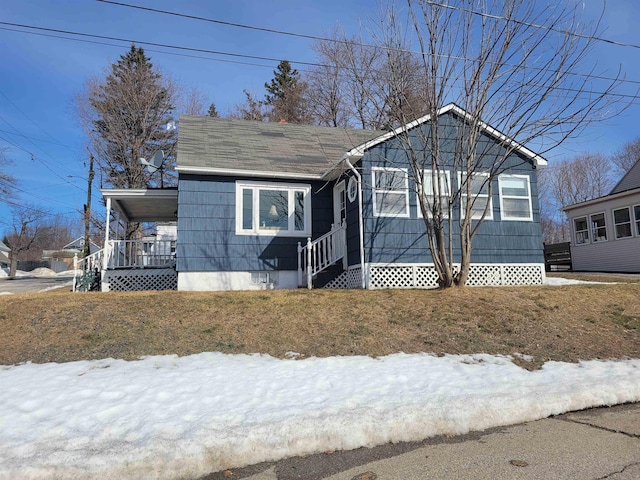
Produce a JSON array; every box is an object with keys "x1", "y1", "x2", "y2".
[
  {"x1": 372, "y1": 167, "x2": 409, "y2": 217},
  {"x1": 635, "y1": 205, "x2": 640, "y2": 236},
  {"x1": 574, "y1": 216, "x2": 589, "y2": 245},
  {"x1": 498, "y1": 174, "x2": 533, "y2": 221},
  {"x1": 590, "y1": 212, "x2": 607, "y2": 242},
  {"x1": 459, "y1": 172, "x2": 493, "y2": 220},
  {"x1": 236, "y1": 181, "x2": 311, "y2": 236},
  {"x1": 419, "y1": 169, "x2": 451, "y2": 218},
  {"x1": 613, "y1": 207, "x2": 632, "y2": 239}
]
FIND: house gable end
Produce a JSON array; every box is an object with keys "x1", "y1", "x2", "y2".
[{"x1": 610, "y1": 158, "x2": 640, "y2": 194}]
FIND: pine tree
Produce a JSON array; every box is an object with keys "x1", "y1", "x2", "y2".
[
  {"x1": 82, "y1": 45, "x2": 177, "y2": 191},
  {"x1": 264, "y1": 60, "x2": 310, "y2": 124},
  {"x1": 207, "y1": 102, "x2": 220, "y2": 118}
]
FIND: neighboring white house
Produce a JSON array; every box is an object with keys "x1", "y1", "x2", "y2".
[
  {"x1": 0, "y1": 240, "x2": 10, "y2": 268},
  {"x1": 563, "y1": 159, "x2": 640, "y2": 273}
]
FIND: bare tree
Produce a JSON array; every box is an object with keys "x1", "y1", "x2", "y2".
[
  {"x1": 4, "y1": 205, "x2": 48, "y2": 277},
  {"x1": 0, "y1": 148, "x2": 16, "y2": 201},
  {"x1": 538, "y1": 153, "x2": 614, "y2": 243},
  {"x1": 611, "y1": 137, "x2": 640, "y2": 177},
  {"x1": 353, "y1": 0, "x2": 624, "y2": 287},
  {"x1": 231, "y1": 90, "x2": 266, "y2": 121},
  {"x1": 180, "y1": 87, "x2": 208, "y2": 116},
  {"x1": 544, "y1": 154, "x2": 614, "y2": 209}
]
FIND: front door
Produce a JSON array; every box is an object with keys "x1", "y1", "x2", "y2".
[{"x1": 333, "y1": 181, "x2": 347, "y2": 268}]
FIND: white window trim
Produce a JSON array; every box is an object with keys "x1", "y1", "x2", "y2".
[
  {"x1": 458, "y1": 172, "x2": 493, "y2": 220},
  {"x1": 612, "y1": 206, "x2": 633, "y2": 239},
  {"x1": 634, "y1": 204, "x2": 640, "y2": 237},
  {"x1": 590, "y1": 211, "x2": 608, "y2": 243},
  {"x1": 418, "y1": 169, "x2": 451, "y2": 219},
  {"x1": 371, "y1": 167, "x2": 410, "y2": 218},
  {"x1": 235, "y1": 180, "x2": 312, "y2": 237},
  {"x1": 573, "y1": 215, "x2": 589, "y2": 245},
  {"x1": 498, "y1": 174, "x2": 533, "y2": 221}
]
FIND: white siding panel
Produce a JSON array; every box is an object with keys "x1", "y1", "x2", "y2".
[{"x1": 571, "y1": 238, "x2": 640, "y2": 272}]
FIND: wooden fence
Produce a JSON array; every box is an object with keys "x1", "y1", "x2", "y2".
[{"x1": 543, "y1": 242, "x2": 572, "y2": 272}]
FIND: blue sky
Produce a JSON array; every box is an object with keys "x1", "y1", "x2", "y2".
[{"x1": 1, "y1": 0, "x2": 639, "y2": 233}]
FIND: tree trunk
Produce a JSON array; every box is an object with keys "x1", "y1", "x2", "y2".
[{"x1": 8, "y1": 252, "x2": 17, "y2": 278}]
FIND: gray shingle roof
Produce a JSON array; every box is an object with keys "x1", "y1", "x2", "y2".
[{"x1": 177, "y1": 116, "x2": 383, "y2": 177}]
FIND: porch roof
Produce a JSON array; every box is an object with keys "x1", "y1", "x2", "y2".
[{"x1": 101, "y1": 188, "x2": 178, "y2": 223}]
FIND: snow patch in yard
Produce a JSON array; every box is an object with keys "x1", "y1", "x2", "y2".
[
  {"x1": 1, "y1": 353, "x2": 639, "y2": 480},
  {"x1": 544, "y1": 277, "x2": 612, "y2": 286}
]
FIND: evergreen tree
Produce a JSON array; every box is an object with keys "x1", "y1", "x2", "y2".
[
  {"x1": 80, "y1": 45, "x2": 177, "y2": 191},
  {"x1": 264, "y1": 60, "x2": 310, "y2": 124},
  {"x1": 207, "y1": 102, "x2": 220, "y2": 118}
]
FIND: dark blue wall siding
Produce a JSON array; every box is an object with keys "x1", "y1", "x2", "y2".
[
  {"x1": 177, "y1": 174, "x2": 333, "y2": 272},
  {"x1": 360, "y1": 112, "x2": 544, "y2": 265}
]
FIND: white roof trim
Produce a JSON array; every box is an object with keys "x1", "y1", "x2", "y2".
[
  {"x1": 341, "y1": 103, "x2": 548, "y2": 167},
  {"x1": 100, "y1": 189, "x2": 178, "y2": 199},
  {"x1": 176, "y1": 166, "x2": 323, "y2": 180},
  {"x1": 562, "y1": 186, "x2": 640, "y2": 212}
]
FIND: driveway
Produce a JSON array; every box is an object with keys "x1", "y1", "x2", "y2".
[{"x1": 0, "y1": 275, "x2": 74, "y2": 294}]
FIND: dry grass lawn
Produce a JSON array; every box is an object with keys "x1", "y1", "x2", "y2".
[{"x1": 1, "y1": 275, "x2": 638, "y2": 370}]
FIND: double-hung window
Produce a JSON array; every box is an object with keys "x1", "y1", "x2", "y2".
[
  {"x1": 635, "y1": 205, "x2": 640, "y2": 236},
  {"x1": 459, "y1": 172, "x2": 493, "y2": 220},
  {"x1": 419, "y1": 169, "x2": 451, "y2": 218},
  {"x1": 372, "y1": 167, "x2": 409, "y2": 217},
  {"x1": 574, "y1": 216, "x2": 589, "y2": 245},
  {"x1": 498, "y1": 174, "x2": 533, "y2": 221},
  {"x1": 613, "y1": 207, "x2": 632, "y2": 239},
  {"x1": 590, "y1": 212, "x2": 607, "y2": 242},
  {"x1": 236, "y1": 181, "x2": 311, "y2": 236}
]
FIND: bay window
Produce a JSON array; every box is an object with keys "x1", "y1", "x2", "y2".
[{"x1": 236, "y1": 181, "x2": 311, "y2": 236}]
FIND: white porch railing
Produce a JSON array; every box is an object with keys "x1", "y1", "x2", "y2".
[
  {"x1": 72, "y1": 249, "x2": 104, "y2": 292},
  {"x1": 297, "y1": 222, "x2": 346, "y2": 289},
  {"x1": 105, "y1": 239, "x2": 176, "y2": 268}
]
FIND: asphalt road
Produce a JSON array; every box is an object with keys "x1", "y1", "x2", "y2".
[
  {"x1": 200, "y1": 403, "x2": 640, "y2": 480},
  {"x1": 0, "y1": 275, "x2": 74, "y2": 294}
]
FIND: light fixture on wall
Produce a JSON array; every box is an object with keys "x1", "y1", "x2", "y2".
[{"x1": 269, "y1": 205, "x2": 278, "y2": 217}]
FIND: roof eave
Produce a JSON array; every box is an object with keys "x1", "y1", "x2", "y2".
[
  {"x1": 562, "y1": 187, "x2": 640, "y2": 212},
  {"x1": 176, "y1": 166, "x2": 323, "y2": 181},
  {"x1": 341, "y1": 103, "x2": 548, "y2": 168}
]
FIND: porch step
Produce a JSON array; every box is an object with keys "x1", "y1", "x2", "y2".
[{"x1": 314, "y1": 264, "x2": 344, "y2": 288}]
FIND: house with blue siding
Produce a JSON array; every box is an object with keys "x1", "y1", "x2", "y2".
[{"x1": 83, "y1": 104, "x2": 547, "y2": 292}]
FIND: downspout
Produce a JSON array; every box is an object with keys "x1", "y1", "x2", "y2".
[{"x1": 345, "y1": 157, "x2": 366, "y2": 289}]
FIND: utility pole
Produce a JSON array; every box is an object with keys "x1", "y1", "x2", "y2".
[{"x1": 83, "y1": 153, "x2": 95, "y2": 259}]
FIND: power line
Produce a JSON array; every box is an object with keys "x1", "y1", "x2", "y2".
[
  {"x1": 0, "y1": 114, "x2": 85, "y2": 192},
  {"x1": 1, "y1": 20, "x2": 639, "y2": 98},
  {"x1": 98, "y1": 0, "x2": 640, "y2": 52},
  {"x1": 0, "y1": 21, "x2": 323, "y2": 68},
  {"x1": 0, "y1": 26, "x2": 279, "y2": 71},
  {"x1": 0, "y1": 89, "x2": 68, "y2": 147},
  {"x1": 0, "y1": 128, "x2": 83, "y2": 151},
  {"x1": 422, "y1": 0, "x2": 640, "y2": 51}
]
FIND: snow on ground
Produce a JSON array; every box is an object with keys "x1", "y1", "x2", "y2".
[
  {"x1": 1, "y1": 353, "x2": 639, "y2": 480},
  {"x1": 543, "y1": 276, "x2": 613, "y2": 286}
]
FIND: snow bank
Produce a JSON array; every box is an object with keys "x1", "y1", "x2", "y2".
[{"x1": 1, "y1": 353, "x2": 638, "y2": 480}]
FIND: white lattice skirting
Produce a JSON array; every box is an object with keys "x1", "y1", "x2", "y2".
[
  {"x1": 367, "y1": 263, "x2": 544, "y2": 289},
  {"x1": 323, "y1": 267, "x2": 363, "y2": 289},
  {"x1": 103, "y1": 268, "x2": 178, "y2": 292}
]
